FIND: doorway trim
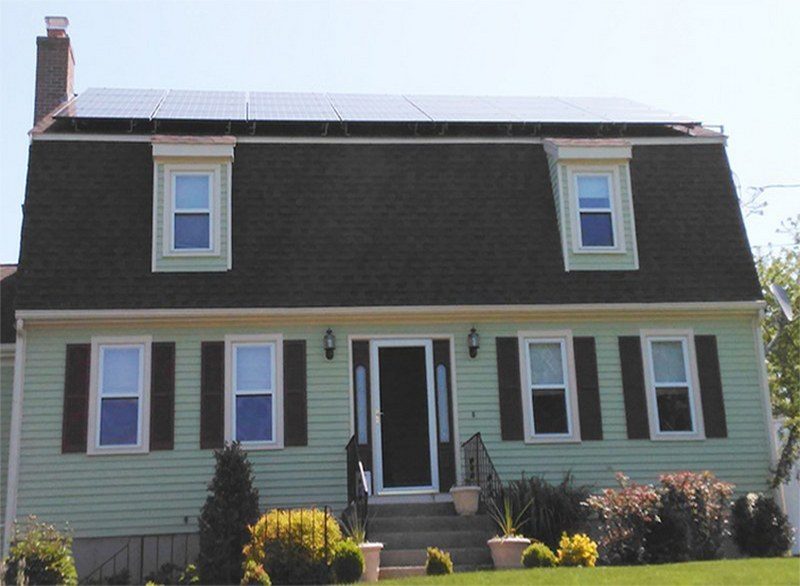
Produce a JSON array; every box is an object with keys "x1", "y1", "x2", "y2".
[{"x1": 369, "y1": 338, "x2": 440, "y2": 495}]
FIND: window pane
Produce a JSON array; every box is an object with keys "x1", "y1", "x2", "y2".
[
  {"x1": 356, "y1": 365, "x2": 368, "y2": 445},
  {"x1": 580, "y1": 212, "x2": 614, "y2": 247},
  {"x1": 101, "y1": 347, "x2": 140, "y2": 396},
  {"x1": 529, "y1": 343, "x2": 564, "y2": 385},
  {"x1": 652, "y1": 341, "x2": 687, "y2": 383},
  {"x1": 100, "y1": 398, "x2": 139, "y2": 445},
  {"x1": 577, "y1": 175, "x2": 611, "y2": 209},
  {"x1": 532, "y1": 389, "x2": 569, "y2": 434},
  {"x1": 236, "y1": 395, "x2": 273, "y2": 442},
  {"x1": 174, "y1": 213, "x2": 210, "y2": 249},
  {"x1": 236, "y1": 345, "x2": 273, "y2": 391},
  {"x1": 656, "y1": 387, "x2": 693, "y2": 432},
  {"x1": 436, "y1": 364, "x2": 450, "y2": 443},
  {"x1": 175, "y1": 175, "x2": 210, "y2": 209}
]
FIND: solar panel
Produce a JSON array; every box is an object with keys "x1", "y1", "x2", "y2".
[
  {"x1": 328, "y1": 94, "x2": 431, "y2": 122},
  {"x1": 248, "y1": 92, "x2": 337, "y2": 121},
  {"x1": 406, "y1": 95, "x2": 516, "y2": 122},
  {"x1": 560, "y1": 97, "x2": 696, "y2": 124},
  {"x1": 154, "y1": 90, "x2": 247, "y2": 121},
  {"x1": 54, "y1": 87, "x2": 166, "y2": 119},
  {"x1": 486, "y1": 96, "x2": 601, "y2": 123}
]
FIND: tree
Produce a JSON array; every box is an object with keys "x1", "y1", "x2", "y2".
[
  {"x1": 755, "y1": 215, "x2": 800, "y2": 487},
  {"x1": 198, "y1": 442, "x2": 261, "y2": 584}
]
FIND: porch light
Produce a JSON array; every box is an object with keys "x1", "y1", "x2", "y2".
[
  {"x1": 323, "y1": 328, "x2": 336, "y2": 360},
  {"x1": 468, "y1": 327, "x2": 480, "y2": 358}
]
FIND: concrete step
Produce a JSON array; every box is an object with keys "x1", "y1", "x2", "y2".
[
  {"x1": 379, "y1": 566, "x2": 426, "y2": 580},
  {"x1": 370, "y1": 514, "x2": 495, "y2": 534},
  {"x1": 369, "y1": 502, "x2": 455, "y2": 517},
  {"x1": 381, "y1": 546, "x2": 492, "y2": 567},
  {"x1": 371, "y1": 529, "x2": 493, "y2": 551}
]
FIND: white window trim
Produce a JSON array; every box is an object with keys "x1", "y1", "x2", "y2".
[
  {"x1": 87, "y1": 335, "x2": 152, "y2": 455},
  {"x1": 567, "y1": 165, "x2": 627, "y2": 254},
  {"x1": 640, "y1": 329, "x2": 706, "y2": 441},
  {"x1": 162, "y1": 163, "x2": 222, "y2": 258},
  {"x1": 517, "y1": 330, "x2": 581, "y2": 444},
  {"x1": 171, "y1": 172, "x2": 214, "y2": 253},
  {"x1": 224, "y1": 334, "x2": 284, "y2": 450}
]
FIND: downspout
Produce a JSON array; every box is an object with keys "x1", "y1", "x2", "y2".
[{"x1": 3, "y1": 318, "x2": 26, "y2": 554}]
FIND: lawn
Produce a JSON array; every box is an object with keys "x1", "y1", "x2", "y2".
[{"x1": 380, "y1": 558, "x2": 800, "y2": 585}]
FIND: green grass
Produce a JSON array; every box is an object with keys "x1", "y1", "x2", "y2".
[{"x1": 380, "y1": 558, "x2": 800, "y2": 585}]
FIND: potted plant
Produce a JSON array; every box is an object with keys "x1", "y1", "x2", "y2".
[
  {"x1": 342, "y1": 507, "x2": 383, "y2": 582},
  {"x1": 486, "y1": 496, "x2": 532, "y2": 569},
  {"x1": 450, "y1": 482, "x2": 482, "y2": 516}
]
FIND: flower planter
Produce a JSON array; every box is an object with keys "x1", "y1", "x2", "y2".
[
  {"x1": 450, "y1": 485, "x2": 481, "y2": 516},
  {"x1": 487, "y1": 536, "x2": 531, "y2": 569},
  {"x1": 358, "y1": 542, "x2": 384, "y2": 582}
]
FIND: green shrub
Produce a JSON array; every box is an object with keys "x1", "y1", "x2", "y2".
[
  {"x1": 331, "y1": 541, "x2": 364, "y2": 583},
  {"x1": 144, "y1": 562, "x2": 199, "y2": 585},
  {"x1": 198, "y1": 443, "x2": 260, "y2": 585},
  {"x1": 241, "y1": 560, "x2": 271, "y2": 585},
  {"x1": 425, "y1": 547, "x2": 454, "y2": 575},
  {"x1": 732, "y1": 493, "x2": 792, "y2": 557},
  {"x1": 521, "y1": 542, "x2": 557, "y2": 568},
  {"x1": 556, "y1": 533, "x2": 598, "y2": 567},
  {"x1": 3, "y1": 516, "x2": 78, "y2": 585}
]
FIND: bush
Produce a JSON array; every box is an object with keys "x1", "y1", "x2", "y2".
[
  {"x1": 3, "y1": 516, "x2": 78, "y2": 585},
  {"x1": 243, "y1": 508, "x2": 343, "y2": 585},
  {"x1": 556, "y1": 533, "x2": 598, "y2": 567},
  {"x1": 503, "y1": 473, "x2": 591, "y2": 550},
  {"x1": 521, "y1": 542, "x2": 557, "y2": 568},
  {"x1": 198, "y1": 443, "x2": 260, "y2": 585},
  {"x1": 425, "y1": 547, "x2": 454, "y2": 575},
  {"x1": 241, "y1": 560, "x2": 271, "y2": 585},
  {"x1": 732, "y1": 493, "x2": 793, "y2": 557},
  {"x1": 144, "y1": 563, "x2": 199, "y2": 585},
  {"x1": 331, "y1": 541, "x2": 364, "y2": 583}
]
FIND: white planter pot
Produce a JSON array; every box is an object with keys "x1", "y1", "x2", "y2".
[
  {"x1": 487, "y1": 536, "x2": 531, "y2": 569},
  {"x1": 450, "y1": 485, "x2": 481, "y2": 516},
  {"x1": 358, "y1": 542, "x2": 384, "y2": 582}
]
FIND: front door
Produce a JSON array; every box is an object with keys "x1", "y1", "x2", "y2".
[{"x1": 370, "y1": 339, "x2": 439, "y2": 494}]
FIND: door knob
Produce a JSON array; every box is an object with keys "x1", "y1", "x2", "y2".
[{"x1": 375, "y1": 410, "x2": 384, "y2": 423}]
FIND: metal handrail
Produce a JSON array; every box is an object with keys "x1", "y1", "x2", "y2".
[{"x1": 461, "y1": 432, "x2": 502, "y2": 506}]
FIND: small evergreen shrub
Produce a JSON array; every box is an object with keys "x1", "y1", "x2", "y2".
[
  {"x1": 241, "y1": 560, "x2": 271, "y2": 585},
  {"x1": 331, "y1": 541, "x2": 364, "y2": 583},
  {"x1": 3, "y1": 516, "x2": 78, "y2": 585},
  {"x1": 425, "y1": 547, "x2": 454, "y2": 575},
  {"x1": 144, "y1": 562, "x2": 199, "y2": 585},
  {"x1": 556, "y1": 533, "x2": 598, "y2": 567},
  {"x1": 732, "y1": 493, "x2": 793, "y2": 557},
  {"x1": 198, "y1": 443, "x2": 260, "y2": 585},
  {"x1": 521, "y1": 542, "x2": 557, "y2": 568}
]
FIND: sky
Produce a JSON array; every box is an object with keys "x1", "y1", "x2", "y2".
[{"x1": 1, "y1": 0, "x2": 799, "y2": 264}]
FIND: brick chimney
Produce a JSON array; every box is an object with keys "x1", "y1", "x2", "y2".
[{"x1": 34, "y1": 16, "x2": 74, "y2": 124}]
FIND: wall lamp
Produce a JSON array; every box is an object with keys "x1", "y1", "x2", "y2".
[
  {"x1": 467, "y1": 327, "x2": 480, "y2": 358},
  {"x1": 323, "y1": 328, "x2": 336, "y2": 360}
]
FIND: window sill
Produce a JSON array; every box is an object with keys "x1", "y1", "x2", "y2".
[
  {"x1": 236, "y1": 441, "x2": 285, "y2": 451},
  {"x1": 649, "y1": 432, "x2": 706, "y2": 442},
  {"x1": 573, "y1": 247, "x2": 627, "y2": 255},
  {"x1": 523, "y1": 435, "x2": 581, "y2": 445},
  {"x1": 164, "y1": 249, "x2": 220, "y2": 258},
  {"x1": 87, "y1": 445, "x2": 150, "y2": 456}
]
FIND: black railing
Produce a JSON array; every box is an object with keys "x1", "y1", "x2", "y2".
[
  {"x1": 82, "y1": 532, "x2": 194, "y2": 584},
  {"x1": 461, "y1": 432, "x2": 502, "y2": 506},
  {"x1": 345, "y1": 435, "x2": 369, "y2": 538}
]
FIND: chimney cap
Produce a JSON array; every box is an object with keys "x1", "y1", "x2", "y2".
[{"x1": 44, "y1": 16, "x2": 69, "y2": 37}]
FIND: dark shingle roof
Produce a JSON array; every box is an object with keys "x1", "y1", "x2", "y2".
[
  {"x1": 15, "y1": 141, "x2": 761, "y2": 311},
  {"x1": 1, "y1": 264, "x2": 18, "y2": 342}
]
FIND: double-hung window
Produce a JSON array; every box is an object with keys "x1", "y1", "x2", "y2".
[
  {"x1": 172, "y1": 173, "x2": 212, "y2": 251},
  {"x1": 575, "y1": 173, "x2": 616, "y2": 248},
  {"x1": 520, "y1": 333, "x2": 579, "y2": 442},
  {"x1": 643, "y1": 332, "x2": 704, "y2": 439}
]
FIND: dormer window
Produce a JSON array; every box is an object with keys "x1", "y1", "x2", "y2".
[
  {"x1": 575, "y1": 173, "x2": 616, "y2": 248},
  {"x1": 173, "y1": 173, "x2": 213, "y2": 251}
]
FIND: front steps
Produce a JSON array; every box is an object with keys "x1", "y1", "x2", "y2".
[{"x1": 369, "y1": 501, "x2": 494, "y2": 579}]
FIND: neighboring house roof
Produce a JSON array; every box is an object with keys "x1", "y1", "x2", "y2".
[
  {"x1": 15, "y1": 141, "x2": 761, "y2": 311},
  {"x1": 1, "y1": 264, "x2": 18, "y2": 342}
]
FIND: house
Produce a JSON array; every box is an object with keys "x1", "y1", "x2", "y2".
[{"x1": 2, "y1": 17, "x2": 779, "y2": 577}]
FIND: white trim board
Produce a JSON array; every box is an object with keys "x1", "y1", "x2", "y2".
[{"x1": 3, "y1": 320, "x2": 26, "y2": 554}]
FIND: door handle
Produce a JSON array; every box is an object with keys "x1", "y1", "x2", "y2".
[{"x1": 375, "y1": 410, "x2": 384, "y2": 424}]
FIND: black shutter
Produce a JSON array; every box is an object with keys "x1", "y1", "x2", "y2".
[
  {"x1": 574, "y1": 337, "x2": 603, "y2": 441},
  {"x1": 618, "y1": 336, "x2": 650, "y2": 439},
  {"x1": 62, "y1": 344, "x2": 90, "y2": 453},
  {"x1": 433, "y1": 340, "x2": 456, "y2": 492},
  {"x1": 283, "y1": 340, "x2": 307, "y2": 446},
  {"x1": 695, "y1": 335, "x2": 728, "y2": 438},
  {"x1": 496, "y1": 337, "x2": 524, "y2": 441},
  {"x1": 150, "y1": 342, "x2": 176, "y2": 450},
  {"x1": 200, "y1": 341, "x2": 225, "y2": 449}
]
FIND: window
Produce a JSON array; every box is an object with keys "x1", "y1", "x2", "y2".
[
  {"x1": 356, "y1": 365, "x2": 369, "y2": 444},
  {"x1": 173, "y1": 173, "x2": 212, "y2": 251},
  {"x1": 88, "y1": 336, "x2": 151, "y2": 454},
  {"x1": 642, "y1": 332, "x2": 704, "y2": 439},
  {"x1": 575, "y1": 173, "x2": 616, "y2": 248},
  {"x1": 435, "y1": 364, "x2": 450, "y2": 442},
  {"x1": 520, "y1": 333, "x2": 579, "y2": 442}
]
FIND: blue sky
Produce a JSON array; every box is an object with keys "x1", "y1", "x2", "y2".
[{"x1": 1, "y1": 0, "x2": 798, "y2": 264}]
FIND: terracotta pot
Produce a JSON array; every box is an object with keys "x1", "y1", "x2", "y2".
[
  {"x1": 487, "y1": 536, "x2": 531, "y2": 569},
  {"x1": 450, "y1": 485, "x2": 481, "y2": 516},
  {"x1": 358, "y1": 542, "x2": 384, "y2": 582}
]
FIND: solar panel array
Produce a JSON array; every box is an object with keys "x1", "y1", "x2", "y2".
[{"x1": 55, "y1": 88, "x2": 698, "y2": 124}]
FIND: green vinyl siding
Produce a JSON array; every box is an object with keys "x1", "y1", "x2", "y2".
[
  {"x1": 1, "y1": 357, "x2": 13, "y2": 530},
  {"x1": 14, "y1": 313, "x2": 771, "y2": 538},
  {"x1": 549, "y1": 156, "x2": 639, "y2": 271},
  {"x1": 153, "y1": 162, "x2": 230, "y2": 272}
]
